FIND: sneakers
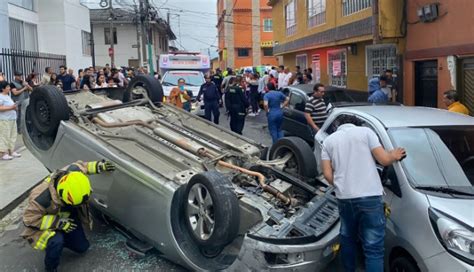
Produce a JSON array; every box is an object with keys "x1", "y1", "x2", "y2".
[
  {"x1": 248, "y1": 113, "x2": 256, "y2": 117},
  {"x1": 1, "y1": 154, "x2": 13, "y2": 160},
  {"x1": 11, "y1": 152, "x2": 21, "y2": 158}
]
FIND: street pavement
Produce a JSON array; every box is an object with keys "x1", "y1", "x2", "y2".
[{"x1": 0, "y1": 111, "x2": 347, "y2": 271}]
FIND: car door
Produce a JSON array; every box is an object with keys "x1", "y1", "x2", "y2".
[
  {"x1": 314, "y1": 113, "x2": 341, "y2": 176},
  {"x1": 282, "y1": 88, "x2": 314, "y2": 144}
]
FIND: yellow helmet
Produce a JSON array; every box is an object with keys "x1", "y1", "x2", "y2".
[{"x1": 56, "y1": 172, "x2": 91, "y2": 206}]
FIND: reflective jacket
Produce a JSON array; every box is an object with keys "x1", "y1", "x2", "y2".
[{"x1": 21, "y1": 161, "x2": 99, "y2": 250}]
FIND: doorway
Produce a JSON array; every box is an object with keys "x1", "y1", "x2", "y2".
[
  {"x1": 415, "y1": 60, "x2": 438, "y2": 107},
  {"x1": 460, "y1": 58, "x2": 474, "y2": 115}
]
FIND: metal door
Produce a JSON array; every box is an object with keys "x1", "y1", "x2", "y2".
[
  {"x1": 415, "y1": 60, "x2": 438, "y2": 107},
  {"x1": 461, "y1": 58, "x2": 474, "y2": 115}
]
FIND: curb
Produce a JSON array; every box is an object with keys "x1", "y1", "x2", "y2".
[
  {"x1": 0, "y1": 145, "x2": 39, "y2": 219},
  {"x1": 0, "y1": 179, "x2": 42, "y2": 220}
]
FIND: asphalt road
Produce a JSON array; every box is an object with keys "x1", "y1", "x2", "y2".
[{"x1": 0, "y1": 110, "x2": 348, "y2": 271}]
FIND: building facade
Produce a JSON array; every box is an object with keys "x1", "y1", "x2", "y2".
[
  {"x1": 0, "y1": 0, "x2": 92, "y2": 73},
  {"x1": 269, "y1": 0, "x2": 405, "y2": 92},
  {"x1": 404, "y1": 0, "x2": 474, "y2": 114},
  {"x1": 90, "y1": 8, "x2": 175, "y2": 71},
  {"x1": 217, "y1": 0, "x2": 278, "y2": 70}
]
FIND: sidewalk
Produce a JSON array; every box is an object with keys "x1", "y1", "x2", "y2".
[{"x1": 0, "y1": 137, "x2": 49, "y2": 218}]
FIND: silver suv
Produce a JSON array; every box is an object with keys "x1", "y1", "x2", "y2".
[{"x1": 313, "y1": 106, "x2": 474, "y2": 271}]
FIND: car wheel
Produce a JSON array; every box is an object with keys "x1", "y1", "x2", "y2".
[
  {"x1": 260, "y1": 146, "x2": 270, "y2": 160},
  {"x1": 183, "y1": 171, "x2": 240, "y2": 250},
  {"x1": 269, "y1": 136, "x2": 317, "y2": 179},
  {"x1": 390, "y1": 256, "x2": 420, "y2": 272},
  {"x1": 125, "y1": 75, "x2": 163, "y2": 103},
  {"x1": 29, "y1": 85, "x2": 69, "y2": 136}
]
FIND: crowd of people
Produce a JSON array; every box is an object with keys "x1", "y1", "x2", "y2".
[{"x1": 0, "y1": 64, "x2": 152, "y2": 161}]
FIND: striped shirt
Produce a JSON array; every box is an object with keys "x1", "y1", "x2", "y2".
[{"x1": 305, "y1": 96, "x2": 328, "y2": 127}]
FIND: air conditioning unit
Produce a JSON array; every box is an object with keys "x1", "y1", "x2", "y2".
[{"x1": 417, "y1": 3, "x2": 439, "y2": 23}]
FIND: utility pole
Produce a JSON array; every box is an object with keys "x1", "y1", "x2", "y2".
[
  {"x1": 139, "y1": 0, "x2": 147, "y2": 69},
  {"x1": 134, "y1": 3, "x2": 142, "y2": 67},
  {"x1": 144, "y1": 0, "x2": 154, "y2": 75},
  {"x1": 108, "y1": 0, "x2": 115, "y2": 67}
]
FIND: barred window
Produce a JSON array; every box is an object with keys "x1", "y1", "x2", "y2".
[
  {"x1": 82, "y1": 31, "x2": 92, "y2": 56},
  {"x1": 308, "y1": 0, "x2": 326, "y2": 27},
  {"x1": 328, "y1": 49, "x2": 347, "y2": 87},
  {"x1": 285, "y1": 0, "x2": 296, "y2": 36},
  {"x1": 366, "y1": 44, "x2": 398, "y2": 78},
  {"x1": 342, "y1": 0, "x2": 371, "y2": 16}
]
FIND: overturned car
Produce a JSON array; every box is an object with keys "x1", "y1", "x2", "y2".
[{"x1": 22, "y1": 75, "x2": 340, "y2": 271}]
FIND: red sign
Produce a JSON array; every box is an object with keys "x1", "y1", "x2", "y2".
[{"x1": 108, "y1": 47, "x2": 114, "y2": 57}]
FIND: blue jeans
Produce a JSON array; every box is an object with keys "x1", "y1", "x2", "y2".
[
  {"x1": 337, "y1": 196, "x2": 385, "y2": 272},
  {"x1": 44, "y1": 218, "x2": 90, "y2": 270},
  {"x1": 267, "y1": 110, "x2": 284, "y2": 144},
  {"x1": 204, "y1": 100, "x2": 220, "y2": 124}
]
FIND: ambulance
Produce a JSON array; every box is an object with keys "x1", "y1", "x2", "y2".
[{"x1": 159, "y1": 52, "x2": 210, "y2": 98}]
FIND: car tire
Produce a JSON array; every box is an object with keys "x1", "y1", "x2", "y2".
[
  {"x1": 183, "y1": 171, "x2": 240, "y2": 250},
  {"x1": 29, "y1": 85, "x2": 69, "y2": 136},
  {"x1": 260, "y1": 146, "x2": 270, "y2": 160},
  {"x1": 126, "y1": 75, "x2": 163, "y2": 103},
  {"x1": 269, "y1": 136, "x2": 317, "y2": 179},
  {"x1": 390, "y1": 256, "x2": 420, "y2": 272}
]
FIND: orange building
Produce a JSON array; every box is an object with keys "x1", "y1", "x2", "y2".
[
  {"x1": 404, "y1": 0, "x2": 474, "y2": 114},
  {"x1": 217, "y1": 0, "x2": 278, "y2": 70}
]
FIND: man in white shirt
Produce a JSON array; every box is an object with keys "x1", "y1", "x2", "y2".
[
  {"x1": 321, "y1": 114, "x2": 405, "y2": 272},
  {"x1": 281, "y1": 67, "x2": 292, "y2": 88},
  {"x1": 277, "y1": 65, "x2": 286, "y2": 89}
]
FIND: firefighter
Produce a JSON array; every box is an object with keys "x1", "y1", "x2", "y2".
[
  {"x1": 225, "y1": 75, "x2": 248, "y2": 135},
  {"x1": 21, "y1": 160, "x2": 115, "y2": 272}
]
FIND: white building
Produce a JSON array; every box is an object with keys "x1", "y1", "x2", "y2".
[
  {"x1": 90, "y1": 8, "x2": 176, "y2": 70},
  {"x1": 0, "y1": 0, "x2": 92, "y2": 75}
]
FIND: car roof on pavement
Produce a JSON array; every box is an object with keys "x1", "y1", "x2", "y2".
[{"x1": 341, "y1": 106, "x2": 474, "y2": 128}]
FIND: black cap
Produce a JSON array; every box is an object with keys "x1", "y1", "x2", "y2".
[{"x1": 14, "y1": 71, "x2": 23, "y2": 76}]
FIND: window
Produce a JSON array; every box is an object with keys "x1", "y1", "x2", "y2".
[
  {"x1": 285, "y1": 0, "x2": 296, "y2": 36},
  {"x1": 289, "y1": 92, "x2": 306, "y2": 111},
  {"x1": 82, "y1": 31, "x2": 92, "y2": 56},
  {"x1": 296, "y1": 54, "x2": 308, "y2": 70},
  {"x1": 9, "y1": 18, "x2": 38, "y2": 51},
  {"x1": 366, "y1": 44, "x2": 397, "y2": 78},
  {"x1": 237, "y1": 48, "x2": 250, "y2": 57},
  {"x1": 262, "y1": 48, "x2": 273, "y2": 57},
  {"x1": 342, "y1": 0, "x2": 372, "y2": 16},
  {"x1": 328, "y1": 49, "x2": 347, "y2": 87},
  {"x1": 263, "y1": 18, "x2": 273, "y2": 32},
  {"x1": 8, "y1": 0, "x2": 35, "y2": 11},
  {"x1": 104, "y1": 27, "x2": 117, "y2": 45},
  {"x1": 308, "y1": 0, "x2": 326, "y2": 27}
]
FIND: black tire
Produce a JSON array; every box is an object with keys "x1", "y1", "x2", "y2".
[
  {"x1": 260, "y1": 146, "x2": 269, "y2": 160},
  {"x1": 390, "y1": 256, "x2": 420, "y2": 272},
  {"x1": 126, "y1": 75, "x2": 163, "y2": 103},
  {"x1": 29, "y1": 85, "x2": 69, "y2": 136},
  {"x1": 183, "y1": 171, "x2": 240, "y2": 250},
  {"x1": 269, "y1": 136, "x2": 317, "y2": 179}
]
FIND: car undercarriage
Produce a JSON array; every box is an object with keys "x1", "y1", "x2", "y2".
[{"x1": 22, "y1": 76, "x2": 340, "y2": 271}]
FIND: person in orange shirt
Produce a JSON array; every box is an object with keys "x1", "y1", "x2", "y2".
[
  {"x1": 443, "y1": 90, "x2": 470, "y2": 115},
  {"x1": 168, "y1": 78, "x2": 191, "y2": 109}
]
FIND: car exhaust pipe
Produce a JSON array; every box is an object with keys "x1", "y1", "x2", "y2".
[{"x1": 91, "y1": 117, "x2": 219, "y2": 157}]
